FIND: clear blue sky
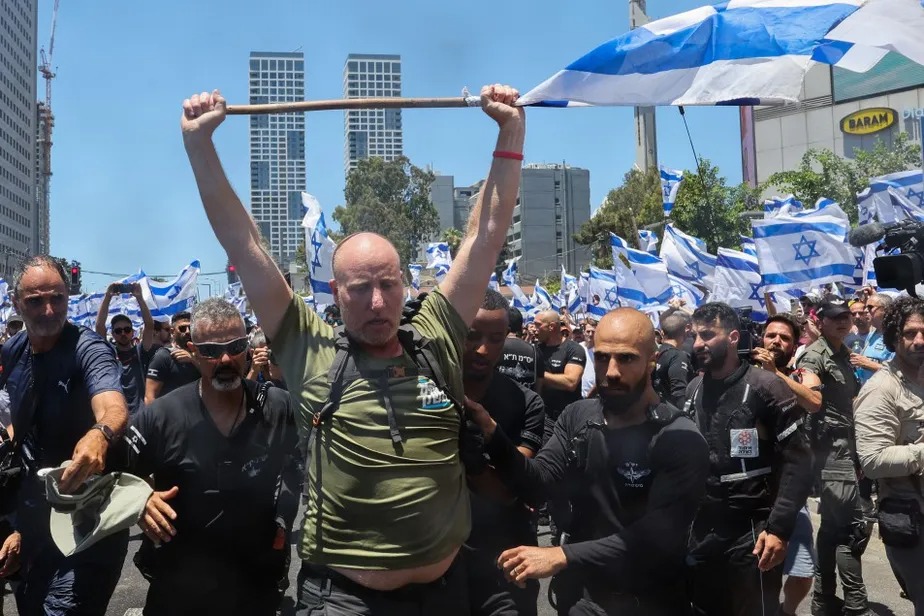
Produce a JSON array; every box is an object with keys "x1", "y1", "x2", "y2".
[{"x1": 39, "y1": 0, "x2": 743, "y2": 293}]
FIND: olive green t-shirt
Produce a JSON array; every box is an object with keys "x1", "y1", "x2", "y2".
[{"x1": 274, "y1": 290, "x2": 471, "y2": 569}]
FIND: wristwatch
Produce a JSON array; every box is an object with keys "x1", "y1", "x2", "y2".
[{"x1": 91, "y1": 423, "x2": 115, "y2": 442}]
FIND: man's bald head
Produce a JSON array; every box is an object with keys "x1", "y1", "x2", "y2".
[
  {"x1": 536, "y1": 310, "x2": 561, "y2": 325},
  {"x1": 597, "y1": 308, "x2": 658, "y2": 356},
  {"x1": 331, "y1": 232, "x2": 401, "y2": 284}
]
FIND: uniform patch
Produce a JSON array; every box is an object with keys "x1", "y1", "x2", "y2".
[
  {"x1": 730, "y1": 428, "x2": 759, "y2": 458},
  {"x1": 417, "y1": 376, "x2": 451, "y2": 410}
]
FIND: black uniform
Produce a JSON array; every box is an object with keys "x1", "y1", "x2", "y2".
[
  {"x1": 486, "y1": 399, "x2": 709, "y2": 616},
  {"x1": 125, "y1": 380, "x2": 301, "y2": 616},
  {"x1": 497, "y1": 336, "x2": 544, "y2": 391},
  {"x1": 652, "y1": 343, "x2": 694, "y2": 408},
  {"x1": 537, "y1": 340, "x2": 586, "y2": 439},
  {"x1": 684, "y1": 362, "x2": 813, "y2": 616},
  {"x1": 146, "y1": 345, "x2": 200, "y2": 398}
]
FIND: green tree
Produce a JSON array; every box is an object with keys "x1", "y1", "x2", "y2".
[
  {"x1": 293, "y1": 239, "x2": 308, "y2": 272},
  {"x1": 670, "y1": 159, "x2": 759, "y2": 254},
  {"x1": 441, "y1": 228, "x2": 464, "y2": 259},
  {"x1": 333, "y1": 156, "x2": 441, "y2": 268},
  {"x1": 573, "y1": 167, "x2": 664, "y2": 268},
  {"x1": 767, "y1": 133, "x2": 921, "y2": 222}
]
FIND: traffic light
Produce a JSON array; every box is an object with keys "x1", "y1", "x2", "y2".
[
  {"x1": 69, "y1": 262, "x2": 81, "y2": 294},
  {"x1": 226, "y1": 263, "x2": 238, "y2": 285}
]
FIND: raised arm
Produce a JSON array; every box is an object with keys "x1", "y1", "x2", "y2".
[
  {"x1": 442, "y1": 85, "x2": 525, "y2": 326},
  {"x1": 94, "y1": 286, "x2": 114, "y2": 338},
  {"x1": 133, "y1": 283, "x2": 156, "y2": 352},
  {"x1": 181, "y1": 90, "x2": 292, "y2": 340}
]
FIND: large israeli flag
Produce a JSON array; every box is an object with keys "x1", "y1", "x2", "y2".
[
  {"x1": 764, "y1": 195, "x2": 804, "y2": 217},
  {"x1": 587, "y1": 267, "x2": 620, "y2": 319},
  {"x1": 533, "y1": 283, "x2": 559, "y2": 311},
  {"x1": 561, "y1": 265, "x2": 578, "y2": 296},
  {"x1": 857, "y1": 170, "x2": 924, "y2": 224},
  {"x1": 668, "y1": 274, "x2": 706, "y2": 308},
  {"x1": 611, "y1": 234, "x2": 672, "y2": 305},
  {"x1": 518, "y1": 0, "x2": 873, "y2": 107},
  {"x1": 660, "y1": 166, "x2": 684, "y2": 217},
  {"x1": 301, "y1": 192, "x2": 336, "y2": 306},
  {"x1": 502, "y1": 257, "x2": 520, "y2": 286},
  {"x1": 141, "y1": 261, "x2": 200, "y2": 321},
  {"x1": 751, "y1": 199, "x2": 857, "y2": 291},
  {"x1": 508, "y1": 282, "x2": 533, "y2": 313},
  {"x1": 712, "y1": 248, "x2": 788, "y2": 321},
  {"x1": 638, "y1": 229, "x2": 659, "y2": 255},
  {"x1": 660, "y1": 224, "x2": 717, "y2": 288}
]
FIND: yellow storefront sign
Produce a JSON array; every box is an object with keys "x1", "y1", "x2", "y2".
[{"x1": 840, "y1": 108, "x2": 897, "y2": 136}]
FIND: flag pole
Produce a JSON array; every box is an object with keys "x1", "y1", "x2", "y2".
[{"x1": 226, "y1": 96, "x2": 482, "y2": 115}]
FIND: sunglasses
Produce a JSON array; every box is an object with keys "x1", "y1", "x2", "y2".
[
  {"x1": 175, "y1": 325, "x2": 190, "y2": 334},
  {"x1": 112, "y1": 326, "x2": 133, "y2": 335},
  {"x1": 194, "y1": 337, "x2": 249, "y2": 359}
]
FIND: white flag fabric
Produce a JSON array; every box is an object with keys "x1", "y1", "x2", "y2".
[
  {"x1": 638, "y1": 230, "x2": 659, "y2": 255},
  {"x1": 660, "y1": 224, "x2": 717, "y2": 289},
  {"x1": 611, "y1": 234, "x2": 672, "y2": 305},
  {"x1": 408, "y1": 264, "x2": 423, "y2": 291},
  {"x1": 857, "y1": 170, "x2": 924, "y2": 224},
  {"x1": 301, "y1": 192, "x2": 336, "y2": 306},
  {"x1": 668, "y1": 274, "x2": 706, "y2": 308},
  {"x1": 502, "y1": 257, "x2": 520, "y2": 286},
  {"x1": 489, "y1": 272, "x2": 499, "y2": 292},
  {"x1": 712, "y1": 248, "x2": 788, "y2": 321},
  {"x1": 751, "y1": 199, "x2": 857, "y2": 291},
  {"x1": 532, "y1": 284, "x2": 558, "y2": 311},
  {"x1": 740, "y1": 236, "x2": 758, "y2": 257},
  {"x1": 142, "y1": 261, "x2": 200, "y2": 322},
  {"x1": 587, "y1": 267, "x2": 620, "y2": 319},
  {"x1": 426, "y1": 242, "x2": 453, "y2": 270},
  {"x1": 517, "y1": 0, "x2": 868, "y2": 107},
  {"x1": 764, "y1": 195, "x2": 804, "y2": 218},
  {"x1": 660, "y1": 166, "x2": 684, "y2": 217}
]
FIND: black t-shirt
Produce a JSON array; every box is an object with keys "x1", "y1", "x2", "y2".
[
  {"x1": 469, "y1": 374, "x2": 545, "y2": 549},
  {"x1": 652, "y1": 344, "x2": 694, "y2": 408},
  {"x1": 125, "y1": 380, "x2": 301, "y2": 563},
  {"x1": 147, "y1": 346, "x2": 200, "y2": 397},
  {"x1": 112, "y1": 343, "x2": 157, "y2": 415},
  {"x1": 496, "y1": 337, "x2": 544, "y2": 390},
  {"x1": 538, "y1": 340, "x2": 586, "y2": 419}
]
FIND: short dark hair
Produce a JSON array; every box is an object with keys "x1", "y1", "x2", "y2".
[
  {"x1": 764, "y1": 313, "x2": 801, "y2": 342},
  {"x1": 881, "y1": 296, "x2": 924, "y2": 353},
  {"x1": 111, "y1": 314, "x2": 132, "y2": 329},
  {"x1": 660, "y1": 309, "x2": 691, "y2": 339},
  {"x1": 692, "y1": 302, "x2": 740, "y2": 333},
  {"x1": 507, "y1": 307, "x2": 524, "y2": 335},
  {"x1": 172, "y1": 311, "x2": 191, "y2": 324},
  {"x1": 11, "y1": 255, "x2": 68, "y2": 298},
  {"x1": 482, "y1": 289, "x2": 510, "y2": 312}
]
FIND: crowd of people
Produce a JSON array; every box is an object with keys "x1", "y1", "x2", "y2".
[{"x1": 0, "y1": 85, "x2": 920, "y2": 616}]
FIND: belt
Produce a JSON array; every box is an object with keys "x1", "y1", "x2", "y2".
[
  {"x1": 302, "y1": 559, "x2": 459, "y2": 601},
  {"x1": 719, "y1": 466, "x2": 772, "y2": 483}
]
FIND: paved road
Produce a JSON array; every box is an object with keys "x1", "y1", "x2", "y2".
[{"x1": 1, "y1": 511, "x2": 913, "y2": 615}]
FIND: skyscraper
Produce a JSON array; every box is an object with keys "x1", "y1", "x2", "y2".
[
  {"x1": 343, "y1": 54, "x2": 403, "y2": 175},
  {"x1": 0, "y1": 0, "x2": 38, "y2": 276},
  {"x1": 35, "y1": 101, "x2": 51, "y2": 255},
  {"x1": 248, "y1": 51, "x2": 306, "y2": 268}
]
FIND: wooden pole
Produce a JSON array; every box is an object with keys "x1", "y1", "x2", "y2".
[{"x1": 226, "y1": 96, "x2": 481, "y2": 115}]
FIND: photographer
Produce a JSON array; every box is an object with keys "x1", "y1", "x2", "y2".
[
  {"x1": 854, "y1": 296, "x2": 924, "y2": 613},
  {"x1": 246, "y1": 330, "x2": 286, "y2": 389}
]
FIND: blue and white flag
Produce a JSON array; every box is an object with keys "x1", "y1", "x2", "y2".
[
  {"x1": 561, "y1": 265, "x2": 578, "y2": 295},
  {"x1": 502, "y1": 257, "x2": 520, "y2": 286},
  {"x1": 408, "y1": 264, "x2": 423, "y2": 291},
  {"x1": 764, "y1": 195, "x2": 804, "y2": 217},
  {"x1": 611, "y1": 233, "x2": 672, "y2": 305},
  {"x1": 740, "y1": 235, "x2": 758, "y2": 257},
  {"x1": 668, "y1": 274, "x2": 706, "y2": 308},
  {"x1": 660, "y1": 224, "x2": 717, "y2": 288},
  {"x1": 508, "y1": 283, "x2": 533, "y2": 313},
  {"x1": 517, "y1": 0, "x2": 868, "y2": 107},
  {"x1": 821, "y1": 0, "x2": 924, "y2": 72},
  {"x1": 660, "y1": 166, "x2": 684, "y2": 217},
  {"x1": 533, "y1": 283, "x2": 558, "y2": 312},
  {"x1": 433, "y1": 263, "x2": 450, "y2": 284},
  {"x1": 857, "y1": 170, "x2": 924, "y2": 224},
  {"x1": 426, "y1": 242, "x2": 453, "y2": 270},
  {"x1": 489, "y1": 272, "x2": 499, "y2": 291},
  {"x1": 638, "y1": 229, "x2": 658, "y2": 255},
  {"x1": 301, "y1": 192, "x2": 336, "y2": 306},
  {"x1": 566, "y1": 289, "x2": 583, "y2": 314},
  {"x1": 141, "y1": 261, "x2": 200, "y2": 321},
  {"x1": 712, "y1": 248, "x2": 788, "y2": 321},
  {"x1": 587, "y1": 267, "x2": 620, "y2": 319},
  {"x1": 751, "y1": 199, "x2": 856, "y2": 292}
]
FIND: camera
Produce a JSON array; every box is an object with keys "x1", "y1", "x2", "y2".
[
  {"x1": 873, "y1": 221, "x2": 924, "y2": 296},
  {"x1": 113, "y1": 283, "x2": 134, "y2": 294},
  {"x1": 735, "y1": 307, "x2": 763, "y2": 360}
]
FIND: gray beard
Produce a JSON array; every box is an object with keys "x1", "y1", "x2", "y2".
[{"x1": 211, "y1": 375, "x2": 242, "y2": 392}]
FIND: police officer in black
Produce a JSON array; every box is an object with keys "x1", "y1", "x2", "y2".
[
  {"x1": 466, "y1": 308, "x2": 710, "y2": 616},
  {"x1": 685, "y1": 303, "x2": 813, "y2": 616},
  {"x1": 653, "y1": 308, "x2": 694, "y2": 408},
  {"x1": 796, "y1": 299, "x2": 871, "y2": 616}
]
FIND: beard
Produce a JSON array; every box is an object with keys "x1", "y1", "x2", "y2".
[
  {"x1": 598, "y1": 376, "x2": 648, "y2": 416},
  {"x1": 768, "y1": 345, "x2": 793, "y2": 370},
  {"x1": 25, "y1": 315, "x2": 65, "y2": 338},
  {"x1": 211, "y1": 366, "x2": 243, "y2": 392},
  {"x1": 174, "y1": 333, "x2": 191, "y2": 350},
  {"x1": 698, "y1": 339, "x2": 730, "y2": 372}
]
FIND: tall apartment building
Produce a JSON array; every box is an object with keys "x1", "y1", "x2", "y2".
[
  {"x1": 248, "y1": 51, "x2": 306, "y2": 268},
  {"x1": 34, "y1": 101, "x2": 50, "y2": 254},
  {"x1": 507, "y1": 164, "x2": 592, "y2": 282},
  {"x1": 429, "y1": 175, "x2": 484, "y2": 233},
  {"x1": 343, "y1": 54, "x2": 403, "y2": 175},
  {"x1": 0, "y1": 0, "x2": 38, "y2": 276}
]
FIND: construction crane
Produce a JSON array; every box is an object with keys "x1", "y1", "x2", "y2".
[{"x1": 36, "y1": 0, "x2": 60, "y2": 255}]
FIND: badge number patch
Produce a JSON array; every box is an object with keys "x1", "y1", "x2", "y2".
[{"x1": 730, "y1": 428, "x2": 759, "y2": 458}]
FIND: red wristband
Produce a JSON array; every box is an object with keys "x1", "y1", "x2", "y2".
[{"x1": 494, "y1": 150, "x2": 524, "y2": 161}]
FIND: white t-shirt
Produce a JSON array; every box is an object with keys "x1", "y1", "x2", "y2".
[{"x1": 581, "y1": 345, "x2": 596, "y2": 398}]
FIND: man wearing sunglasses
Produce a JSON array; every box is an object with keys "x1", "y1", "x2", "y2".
[
  {"x1": 182, "y1": 84, "x2": 523, "y2": 615},
  {"x1": 95, "y1": 283, "x2": 157, "y2": 415},
  {"x1": 125, "y1": 298, "x2": 300, "y2": 615},
  {"x1": 145, "y1": 311, "x2": 200, "y2": 404}
]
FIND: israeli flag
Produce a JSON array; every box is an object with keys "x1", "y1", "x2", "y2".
[
  {"x1": 408, "y1": 264, "x2": 423, "y2": 291},
  {"x1": 660, "y1": 224, "x2": 717, "y2": 289},
  {"x1": 489, "y1": 272, "x2": 499, "y2": 291},
  {"x1": 740, "y1": 236, "x2": 758, "y2": 257},
  {"x1": 426, "y1": 242, "x2": 453, "y2": 270},
  {"x1": 433, "y1": 263, "x2": 450, "y2": 284},
  {"x1": 508, "y1": 282, "x2": 533, "y2": 313},
  {"x1": 857, "y1": 170, "x2": 924, "y2": 224},
  {"x1": 712, "y1": 248, "x2": 788, "y2": 321},
  {"x1": 751, "y1": 198, "x2": 857, "y2": 291},
  {"x1": 301, "y1": 192, "x2": 336, "y2": 306},
  {"x1": 764, "y1": 195, "x2": 804, "y2": 217},
  {"x1": 561, "y1": 265, "x2": 579, "y2": 295},
  {"x1": 578, "y1": 271, "x2": 590, "y2": 303},
  {"x1": 567, "y1": 289, "x2": 583, "y2": 314},
  {"x1": 502, "y1": 257, "x2": 520, "y2": 286},
  {"x1": 517, "y1": 0, "x2": 868, "y2": 108},
  {"x1": 611, "y1": 233, "x2": 672, "y2": 305},
  {"x1": 141, "y1": 261, "x2": 201, "y2": 321},
  {"x1": 533, "y1": 283, "x2": 558, "y2": 311},
  {"x1": 638, "y1": 229, "x2": 659, "y2": 255},
  {"x1": 668, "y1": 274, "x2": 706, "y2": 308},
  {"x1": 660, "y1": 166, "x2": 684, "y2": 217},
  {"x1": 587, "y1": 267, "x2": 620, "y2": 319}
]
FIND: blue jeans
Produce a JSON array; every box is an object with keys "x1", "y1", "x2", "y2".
[{"x1": 15, "y1": 531, "x2": 127, "y2": 616}]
